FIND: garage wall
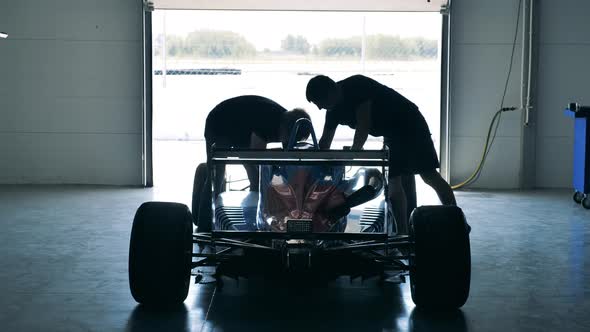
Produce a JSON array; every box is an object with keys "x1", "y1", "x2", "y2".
[
  {"x1": 450, "y1": 0, "x2": 590, "y2": 189},
  {"x1": 0, "y1": 0, "x2": 144, "y2": 185},
  {"x1": 535, "y1": 0, "x2": 590, "y2": 188},
  {"x1": 449, "y1": 0, "x2": 524, "y2": 189}
]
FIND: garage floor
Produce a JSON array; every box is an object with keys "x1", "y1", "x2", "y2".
[{"x1": 0, "y1": 185, "x2": 588, "y2": 331}]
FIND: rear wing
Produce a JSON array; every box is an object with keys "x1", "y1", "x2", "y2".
[
  {"x1": 209, "y1": 148, "x2": 390, "y2": 166},
  {"x1": 207, "y1": 147, "x2": 392, "y2": 240}
]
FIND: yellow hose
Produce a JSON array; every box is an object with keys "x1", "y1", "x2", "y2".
[{"x1": 451, "y1": 109, "x2": 503, "y2": 190}]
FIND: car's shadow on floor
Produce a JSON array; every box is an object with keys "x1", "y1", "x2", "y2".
[
  {"x1": 200, "y1": 277, "x2": 469, "y2": 332},
  {"x1": 125, "y1": 304, "x2": 189, "y2": 332},
  {"x1": 125, "y1": 277, "x2": 468, "y2": 332},
  {"x1": 408, "y1": 307, "x2": 468, "y2": 332}
]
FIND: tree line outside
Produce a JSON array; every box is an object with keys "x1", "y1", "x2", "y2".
[{"x1": 155, "y1": 30, "x2": 438, "y2": 60}]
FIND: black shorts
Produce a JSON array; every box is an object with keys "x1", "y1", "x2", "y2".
[{"x1": 383, "y1": 112, "x2": 440, "y2": 177}]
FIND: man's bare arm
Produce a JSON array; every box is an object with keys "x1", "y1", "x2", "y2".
[
  {"x1": 319, "y1": 123, "x2": 336, "y2": 150},
  {"x1": 351, "y1": 101, "x2": 372, "y2": 150}
]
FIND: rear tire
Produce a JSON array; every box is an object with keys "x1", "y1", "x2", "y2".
[
  {"x1": 192, "y1": 163, "x2": 213, "y2": 232},
  {"x1": 129, "y1": 202, "x2": 193, "y2": 306},
  {"x1": 409, "y1": 205, "x2": 471, "y2": 309}
]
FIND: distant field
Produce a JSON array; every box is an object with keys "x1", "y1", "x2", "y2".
[{"x1": 152, "y1": 60, "x2": 441, "y2": 142}]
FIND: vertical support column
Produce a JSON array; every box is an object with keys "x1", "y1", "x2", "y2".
[
  {"x1": 439, "y1": 2, "x2": 451, "y2": 181},
  {"x1": 143, "y1": 1, "x2": 154, "y2": 187},
  {"x1": 519, "y1": 0, "x2": 538, "y2": 189}
]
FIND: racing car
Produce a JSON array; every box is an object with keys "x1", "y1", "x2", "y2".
[{"x1": 128, "y1": 119, "x2": 471, "y2": 309}]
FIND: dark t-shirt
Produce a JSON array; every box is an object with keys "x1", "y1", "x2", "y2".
[
  {"x1": 204, "y1": 95, "x2": 286, "y2": 146},
  {"x1": 324, "y1": 75, "x2": 420, "y2": 137}
]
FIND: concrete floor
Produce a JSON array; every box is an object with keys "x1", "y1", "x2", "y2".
[{"x1": 0, "y1": 185, "x2": 588, "y2": 331}]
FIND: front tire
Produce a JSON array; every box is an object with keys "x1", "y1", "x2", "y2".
[
  {"x1": 192, "y1": 163, "x2": 213, "y2": 232},
  {"x1": 129, "y1": 202, "x2": 193, "y2": 306},
  {"x1": 409, "y1": 205, "x2": 471, "y2": 309}
]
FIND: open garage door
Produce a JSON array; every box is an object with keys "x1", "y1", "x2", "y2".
[
  {"x1": 151, "y1": 0, "x2": 448, "y2": 12},
  {"x1": 146, "y1": 1, "x2": 447, "y2": 207}
]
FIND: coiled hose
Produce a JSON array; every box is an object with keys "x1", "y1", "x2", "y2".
[{"x1": 451, "y1": 107, "x2": 518, "y2": 190}]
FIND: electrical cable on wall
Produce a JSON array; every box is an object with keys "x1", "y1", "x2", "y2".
[{"x1": 451, "y1": 0, "x2": 523, "y2": 190}]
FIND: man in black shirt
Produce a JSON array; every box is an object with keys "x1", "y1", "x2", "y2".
[
  {"x1": 205, "y1": 95, "x2": 310, "y2": 194},
  {"x1": 306, "y1": 75, "x2": 456, "y2": 234}
]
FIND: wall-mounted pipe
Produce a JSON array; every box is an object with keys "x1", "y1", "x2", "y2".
[
  {"x1": 519, "y1": 0, "x2": 537, "y2": 189},
  {"x1": 521, "y1": 0, "x2": 534, "y2": 125}
]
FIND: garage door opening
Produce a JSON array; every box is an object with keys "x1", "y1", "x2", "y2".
[{"x1": 150, "y1": 10, "x2": 442, "y2": 205}]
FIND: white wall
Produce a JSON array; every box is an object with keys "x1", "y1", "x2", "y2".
[
  {"x1": 449, "y1": 0, "x2": 524, "y2": 189},
  {"x1": 535, "y1": 0, "x2": 590, "y2": 188},
  {"x1": 0, "y1": 0, "x2": 144, "y2": 185},
  {"x1": 449, "y1": 0, "x2": 589, "y2": 189}
]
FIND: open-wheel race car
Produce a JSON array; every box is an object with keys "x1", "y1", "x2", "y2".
[{"x1": 128, "y1": 120, "x2": 471, "y2": 310}]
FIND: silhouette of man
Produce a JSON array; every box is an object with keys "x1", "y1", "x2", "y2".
[
  {"x1": 306, "y1": 75, "x2": 456, "y2": 234},
  {"x1": 205, "y1": 95, "x2": 310, "y2": 194}
]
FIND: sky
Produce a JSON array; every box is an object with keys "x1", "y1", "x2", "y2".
[{"x1": 152, "y1": 10, "x2": 441, "y2": 51}]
